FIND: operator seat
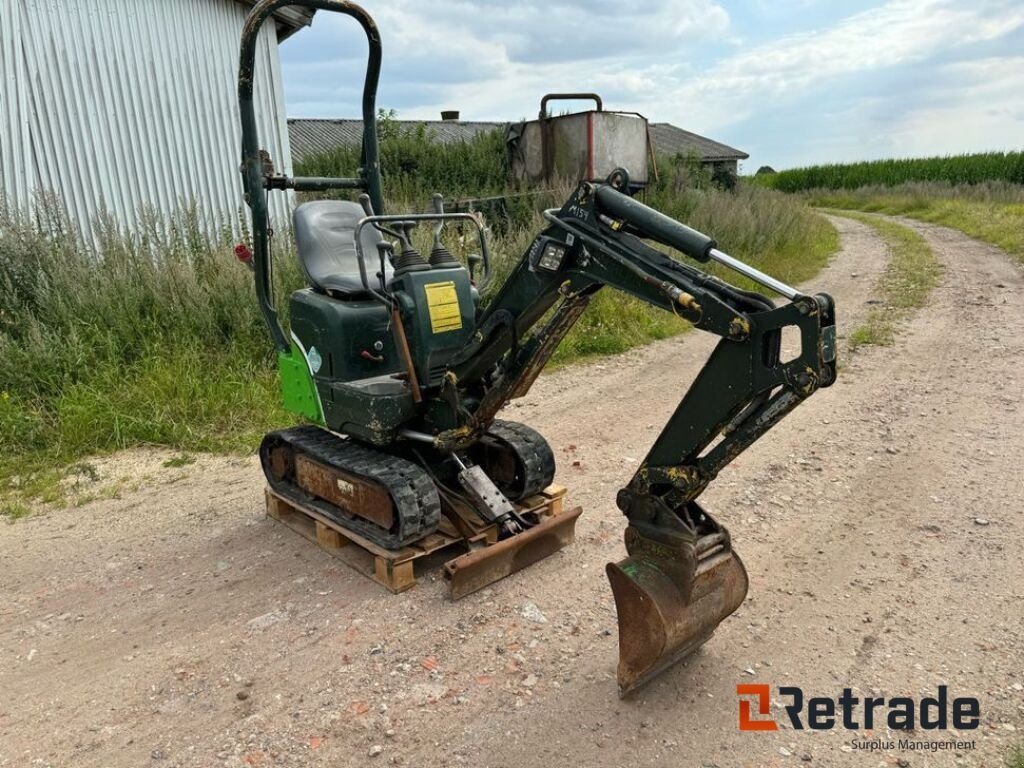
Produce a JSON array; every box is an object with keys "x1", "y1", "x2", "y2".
[{"x1": 293, "y1": 200, "x2": 393, "y2": 298}]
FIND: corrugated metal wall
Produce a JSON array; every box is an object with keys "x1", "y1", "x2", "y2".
[{"x1": 0, "y1": 0, "x2": 294, "y2": 240}]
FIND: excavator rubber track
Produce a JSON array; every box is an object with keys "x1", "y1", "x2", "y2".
[
  {"x1": 260, "y1": 425, "x2": 441, "y2": 550},
  {"x1": 473, "y1": 419, "x2": 556, "y2": 502}
]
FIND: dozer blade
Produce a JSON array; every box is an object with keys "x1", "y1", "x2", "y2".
[
  {"x1": 445, "y1": 506, "x2": 582, "y2": 599},
  {"x1": 607, "y1": 528, "x2": 748, "y2": 697}
]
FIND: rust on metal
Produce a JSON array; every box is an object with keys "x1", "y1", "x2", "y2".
[
  {"x1": 267, "y1": 445, "x2": 293, "y2": 482},
  {"x1": 391, "y1": 307, "x2": 423, "y2": 403},
  {"x1": 607, "y1": 525, "x2": 748, "y2": 697},
  {"x1": 444, "y1": 506, "x2": 582, "y2": 599},
  {"x1": 294, "y1": 454, "x2": 395, "y2": 529}
]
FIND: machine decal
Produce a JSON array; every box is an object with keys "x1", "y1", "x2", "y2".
[
  {"x1": 308, "y1": 346, "x2": 323, "y2": 374},
  {"x1": 424, "y1": 281, "x2": 463, "y2": 333}
]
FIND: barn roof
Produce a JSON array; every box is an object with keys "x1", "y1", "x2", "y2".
[
  {"x1": 236, "y1": 1, "x2": 315, "y2": 40},
  {"x1": 287, "y1": 117, "x2": 748, "y2": 165},
  {"x1": 648, "y1": 123, "x2": 749, "y2": 162},
  {"x1": 287, "y1": 118, "x2": 503, "y2": 162}
]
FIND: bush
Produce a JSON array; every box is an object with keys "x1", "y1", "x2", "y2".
[{"x1": 296, "y1": 109, "x2": 511, "y2": 204}]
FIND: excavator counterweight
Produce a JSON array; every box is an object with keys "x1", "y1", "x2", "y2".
[{"x1": 238, "y1": 0, "x2": 837, "y2": 696}]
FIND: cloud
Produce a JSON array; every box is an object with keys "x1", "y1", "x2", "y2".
[
  {"x1": 885, "y1": 55, "x2": 1024, "y2": 156},
  {"x1": 619, "y1": 0, "x2": 1024, "y2": 130},
  {"x1": 281, "y1": 0, "x2": 1024, "y2": 167},
  {"x1": 422, "y1": 0, "x2": 731, "y2": 64},
  {"x1": 282, "y1": 0, "x2": 731, "y2": 116}
]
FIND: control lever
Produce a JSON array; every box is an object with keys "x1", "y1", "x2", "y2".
[
  {"x1": 391, "y1": 220, "x2": 414, "y2": 248},
  {"x1": 375, "y1": 242, "x2": 395, "y2": 291},
  {"x1": 360, "y1": 193, "x2": 407, "y2": 243},
  {"x1": 428, "y1": 193, "x2": 459, "y2": 268},
  {"x1": 391, "y1": 220, "x2": 430, "y2": 274},
  {"x1": 432, "y1": 194, "x2": 445, "y2": 238},
  {"x1": 467, "y1": 254, "x2": 483, "y2": 283},
  {"x1": 358, "y1": 193, "x2": 374, "y2": 217}
]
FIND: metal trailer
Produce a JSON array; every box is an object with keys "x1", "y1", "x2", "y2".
[{"x1": 508, "y1": 93, "x2": 651, "y2": 189}]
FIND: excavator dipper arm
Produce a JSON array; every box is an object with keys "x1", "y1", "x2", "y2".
[{"x1": 451, "y1": 178, "x2": 837, "y2": 694}]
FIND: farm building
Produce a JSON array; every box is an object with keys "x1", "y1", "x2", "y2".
[
  {"x1": 0, "y1": 0, "x2": 311, "y2": 240},
  {"x1": 288, "y1": 117, "x2": 750, "y2": 178}
]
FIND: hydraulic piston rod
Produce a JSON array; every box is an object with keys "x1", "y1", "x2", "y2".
[{"x1": 707, "y1": 247, "x2": 799, "y2": 300}]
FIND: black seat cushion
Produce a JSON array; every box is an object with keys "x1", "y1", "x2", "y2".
[{"x1": 293, "y1": 200, "x2": 393, "y2": 297}]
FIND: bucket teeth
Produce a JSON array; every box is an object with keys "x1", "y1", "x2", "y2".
[{"x1": 607, "y1": 526, "x2": 748, "y2": 697}]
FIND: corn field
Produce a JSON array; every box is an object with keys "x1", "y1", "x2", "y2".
[{"x1": 756, "y1": 151, "x2": 1024, "y2": 193}]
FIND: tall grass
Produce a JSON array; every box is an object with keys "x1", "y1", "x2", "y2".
[
  {"x1": 296, "y1": 110, "x2": 511, "y2": 203},
  {"x1": 756, "y1": 151, "x2": 1024, "y2": 193},
  {"x1": 0, "y1": 128, "x2": 837, "y2": 499},
  {"x1": 0, "y1": 198, "x2": 293, "y2": 466}
]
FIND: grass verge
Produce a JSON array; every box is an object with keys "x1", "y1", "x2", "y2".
[
  {"x1": 826, "y1": 211, "x2": 941, "y2": 350},
  {"x1": 1007, "y1": 743, "x2": 1024, "y2": 768},
  {"x1": 807, "y1": 182, "x2": 1024, "y2": 264}
]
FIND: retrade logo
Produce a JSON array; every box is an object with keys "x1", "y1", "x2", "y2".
[
  {"x1": 737, "y1": 684, "x2": 778, "y2": 731},
  {"x1": 736, "y1": 684, "x2": 980, "y2": 732}
]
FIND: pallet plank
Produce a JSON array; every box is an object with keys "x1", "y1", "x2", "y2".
[{"x1": 265, "y1": 483, "x2": 573, "y2": 595}]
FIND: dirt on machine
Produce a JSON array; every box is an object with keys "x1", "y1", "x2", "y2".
[{"x1": 238, "y1": 0, "x2": 837, "y2": 696}]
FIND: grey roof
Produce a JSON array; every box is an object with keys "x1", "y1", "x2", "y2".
[
  {"x1": 236, "y1": 1, "x2": 315, "y2": 40},
  {"x1": 288, "y1": 119, "x2": 504, "y2": 164},
  {"x1": 648, "y1": 123, "x2": 748, "y2": 162},
  {"x1": 287, "y1": 117, "x2": 748, "y2": 165}
]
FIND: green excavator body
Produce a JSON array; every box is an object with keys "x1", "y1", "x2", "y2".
[{"x1": 238, "y1": 0, "x2": 837, "y2": 697}]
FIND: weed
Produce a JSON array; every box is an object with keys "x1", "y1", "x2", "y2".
[
  {"x1": 828, "y1": 211, "x2": 941, "y2": 351},
  {"x1": 163, "y1": 454, "x2": 196, "y2": 469},
  {"x1": 2, "y1": 501, "x2": 31, "y2": 521},
  {"x1": 73, "y1": 481, "x2": 126, "y2": 507},
  {"x1": 66, "y1": 462, "x2": 101, "y2": 482}
]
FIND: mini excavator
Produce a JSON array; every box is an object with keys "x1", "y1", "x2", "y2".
[{"x1": 239, "y1": 0, "x2": 837, "y2": 695}]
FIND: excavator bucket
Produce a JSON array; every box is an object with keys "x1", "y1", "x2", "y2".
[{"x1": 607, "y1": 528, "x2": 748, "y2": 696}]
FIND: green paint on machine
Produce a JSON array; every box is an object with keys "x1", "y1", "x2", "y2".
[{"x1": 278, "y1": 344, "x2": 324, "y2": 425}]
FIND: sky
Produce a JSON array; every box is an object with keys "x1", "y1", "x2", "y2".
[{"x1": 279, "y1": 0, "x2": 1024, "y2": 171}]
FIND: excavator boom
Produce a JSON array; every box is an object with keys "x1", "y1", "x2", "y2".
[{"x1": 448, "y1": 176, "x2": 837, "y2": 694}]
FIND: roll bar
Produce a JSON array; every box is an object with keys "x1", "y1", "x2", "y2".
[{"x1": 239, "y1": 0, "x2": 384, "y2": 351}]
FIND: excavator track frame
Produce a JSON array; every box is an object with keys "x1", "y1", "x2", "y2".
[{"x1": 261, "y1": 425, "x2": 441, "y2": 549}]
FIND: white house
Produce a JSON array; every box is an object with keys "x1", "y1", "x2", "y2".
[{"x1": 0, "y1": 0, "x2": 311, "y2": 239}]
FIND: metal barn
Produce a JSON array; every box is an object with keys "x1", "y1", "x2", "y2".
[{"x1": 0, "y1": 0, "x2": 311, "y2": 239}]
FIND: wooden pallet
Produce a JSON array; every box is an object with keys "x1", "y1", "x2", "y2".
[{"x1": 266, "y1": 484, "x2": 568, "y2": 594}]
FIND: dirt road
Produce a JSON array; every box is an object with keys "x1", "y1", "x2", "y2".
[{"x1": 2, "y1": 216, "x2": 1022, "y2": 768}]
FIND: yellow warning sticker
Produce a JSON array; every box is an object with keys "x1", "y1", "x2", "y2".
[{"x1": 424, "y1": 281, "x2": 463, "y2": 334}]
